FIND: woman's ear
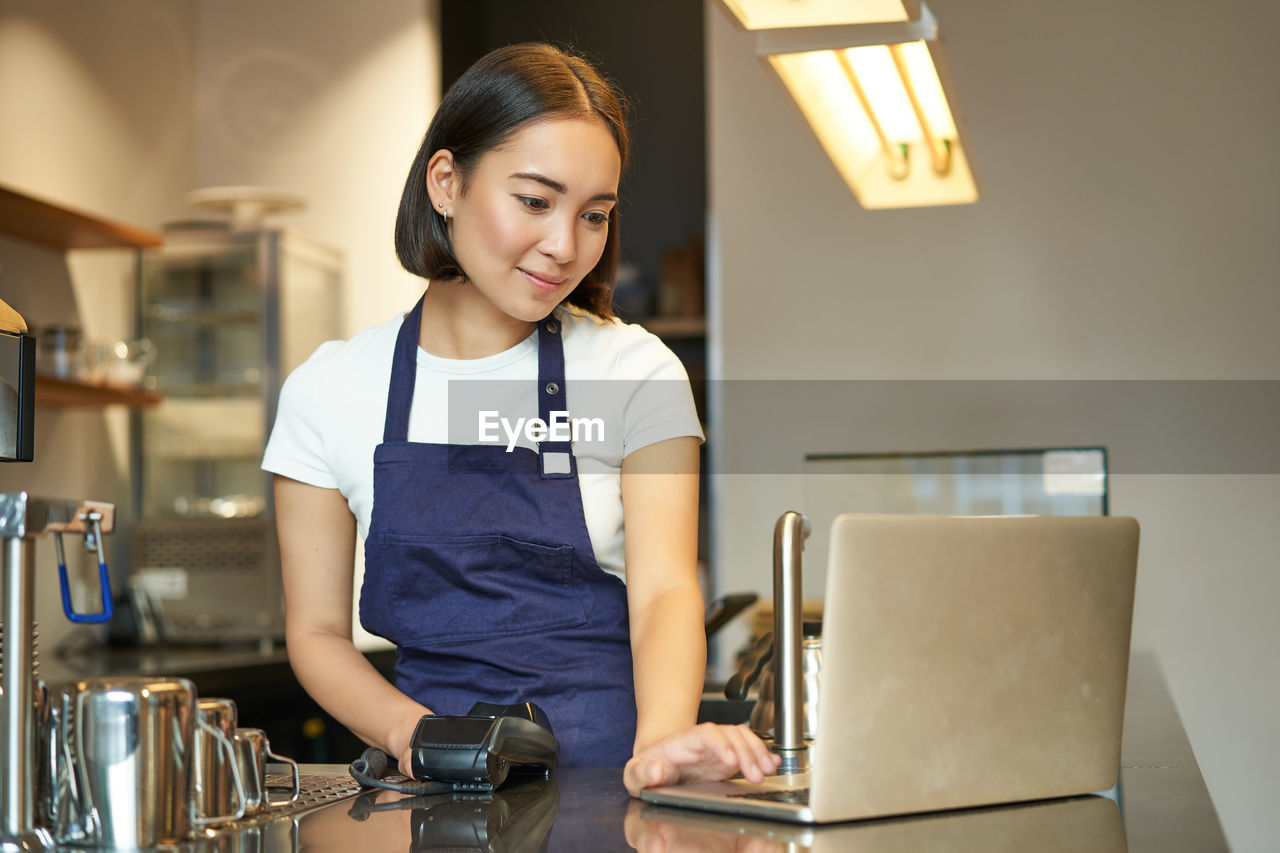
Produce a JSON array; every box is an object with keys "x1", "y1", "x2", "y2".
[{"x1": 425, "y1": 149, "x2": 460, "y2": 216}]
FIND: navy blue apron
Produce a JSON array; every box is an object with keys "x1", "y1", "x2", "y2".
[{"x1": 359, "y1": 296, "x2": 637, "y2": 767}]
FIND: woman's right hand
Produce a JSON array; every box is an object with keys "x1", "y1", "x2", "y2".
[
  {"x1": 624, "y1": 722, "x2": 780, "y2": 798},
  {"x1": 391, "y1": 707, "x2": 433, "y2": 778},
  {"x1": 397, "y1": 742, "x2": 415, "y2": 779}
]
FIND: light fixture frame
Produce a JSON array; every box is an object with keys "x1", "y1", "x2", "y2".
[
  {"x1": 755, "y1": 3, "x2": 937, "y2": 51},
  {"x1": 714, "y1": 0, "x2": 924, "y2": 31},
  {"x1": 750, "y1": 3, "x2": 980, "y2": 208}
]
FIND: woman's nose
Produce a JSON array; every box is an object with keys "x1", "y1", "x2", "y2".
[{"x1": 539, "y1": 216, "x2": 576, "y2": 265}]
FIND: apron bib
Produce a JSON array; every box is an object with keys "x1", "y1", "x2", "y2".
[{"x1": 360, "y1": 297, "x2": 637, "y2": 766}]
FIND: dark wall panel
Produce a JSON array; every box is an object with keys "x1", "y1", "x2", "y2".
[{"x1": 441, "y1": 0, "x2": 706, "y2": 316}]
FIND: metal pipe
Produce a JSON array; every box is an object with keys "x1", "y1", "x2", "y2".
[
  {"x1": 771, "y1": 511, "x2": 812, "y2": 774},
  {"x1": 1, "y1": 535, "x2": 39, "y2": 849}
]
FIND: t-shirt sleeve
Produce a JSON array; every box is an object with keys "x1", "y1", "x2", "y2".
[
  {"x1": 619, "y1": 332, "x2": 705, "y2": 457},
  {"x1": 261, "y1": 341, "x2": 343, "y2": 489}
]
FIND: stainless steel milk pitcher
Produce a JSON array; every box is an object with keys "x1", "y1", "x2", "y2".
[
  {"x1": 194, "y1": 697, "x2": 249, "y2": 827},
  {"x1": 44, "y1": 676, "x2": 247, "y2": 848},
  {"x1": 232, "y1": 727, "x2": 300, "y2": 816}
]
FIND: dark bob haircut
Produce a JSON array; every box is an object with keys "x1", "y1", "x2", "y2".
[{"x1": 395, "y1": 43, "x2": 630, "y2": 319}]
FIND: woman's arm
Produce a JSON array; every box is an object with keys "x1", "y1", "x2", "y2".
[
  {"x1": 621, "y1": 436, "x2": 706, "y2": 751},
  {"x1": 274, "y1": 474, "x2": 429, "y2": 772},
  {"x1": 620, "y1": 438, "x2": 779, "y2": 796}
]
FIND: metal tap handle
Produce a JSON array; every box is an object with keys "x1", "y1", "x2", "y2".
[
  {"x1": 56, "y1": 514, "x2": 114, "y2": 624},
  {"x1": 772, "y1": 511, "x2": 811, "y2": 773}
]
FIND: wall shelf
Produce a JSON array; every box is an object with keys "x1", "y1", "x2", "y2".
[
  {"x1": 35, "y1": 375, "x2": 162, "y2": 408},
  {"x1": 0, "y1": 183, "x2": 163, "y2": 250},
  {"x1": 639, "y1": 315, "x2": 707, "y2": 339},
  {"x1": 0, "y1": 184, "x2": 166, "y2": 409}
]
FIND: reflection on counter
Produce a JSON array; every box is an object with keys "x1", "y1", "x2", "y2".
[
  {"x1": 296, "y1": 779, "x2": 559, "y2": 852},
  {"x1": 281, "y1": 774, "x2": 1127, "y2": 853},
  {"x1": 628, "y1": 794, "x2": 1126, "y2": 853}
]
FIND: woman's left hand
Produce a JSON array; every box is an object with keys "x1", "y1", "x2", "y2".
[{"x1": 623, "y1": 722, "x2": 781, "y2": 798}]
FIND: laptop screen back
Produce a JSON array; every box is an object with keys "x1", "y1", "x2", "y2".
[{"x1": 810, "y1": 514, "x2": 1138, "y2": 821}]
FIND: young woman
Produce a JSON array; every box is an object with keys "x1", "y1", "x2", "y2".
[{"x1": 263, "y1": 43, "x2": 778, "y2": 795}]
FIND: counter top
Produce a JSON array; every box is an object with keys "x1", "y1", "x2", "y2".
[
  {"x1": 44, "y1": 642, "x2": 298, "y2": 691},
  {"x1": 45, "y1": 641, "x2": 397, "y2": 694},
  {"x1": 190, "y1": 652, "x2": 1225, "y2": 852}
]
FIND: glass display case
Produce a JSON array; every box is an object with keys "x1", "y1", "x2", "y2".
[{"x1": 133, "y1": 224, "x2": 341, "y2": 642}]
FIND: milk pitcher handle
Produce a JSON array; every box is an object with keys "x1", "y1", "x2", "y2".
[
  {"x1": 47, "y1": 690, "x2": 97, "y2": 844},
  {"x1": 264, "y1": 748, "x2": 301, "y2": 806},
  {"x1": 191, "y1": 719, "x2": 248, "y2": 826}
]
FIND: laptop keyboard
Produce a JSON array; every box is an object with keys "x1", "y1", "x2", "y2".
[{"x1": 730, "y1": 788, "x2": 811, "y2": 805}]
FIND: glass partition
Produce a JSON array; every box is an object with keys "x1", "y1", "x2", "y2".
[{"x1": 801, "y1": 447, "x2": 1108, "y2": 580}]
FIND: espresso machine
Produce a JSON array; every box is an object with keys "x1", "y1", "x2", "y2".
[
  {"x1": 1, "y1": 298, "x2": 118, "y2": 851},
  {"x1": 0, "y1": 298, "x2": 34, "y2": 465}
]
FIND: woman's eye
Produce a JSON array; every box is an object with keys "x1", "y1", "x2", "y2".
[
  {"x1": 583, "y1": 211, "x2": 609, "y2": 227},
  {"x1": 516, "y1": 196, "x2": 549, "y2": 211}
]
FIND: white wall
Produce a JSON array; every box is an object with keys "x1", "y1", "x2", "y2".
[
  {"x1": 706, "y1": 2, "x2": 1278, "y2": 851},
  {"x1": 192, "y1": 0, "x2": 436, "y2": 337},
  {"x1": 0, "y1": 0, "x2": 198, "y2": 226},
  {"x1": 0, "y1": 0, "x2": 200, "y2": 653},
  {"x1": 0, "y1": 0, "x2": 439, "y2": 650}
]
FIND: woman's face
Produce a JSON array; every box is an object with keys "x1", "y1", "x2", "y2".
[{"x1": 444, "y1": 117, "x2": 621, "y2": 324}]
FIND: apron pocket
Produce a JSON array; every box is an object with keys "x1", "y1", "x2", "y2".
[{"x1": 376, "y1": 533, "x2": 588, "y2": 647}]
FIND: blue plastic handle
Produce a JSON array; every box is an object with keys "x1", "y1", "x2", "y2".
[{"x1": 56, "y1": 529, "x2": 114, "y2": 625}]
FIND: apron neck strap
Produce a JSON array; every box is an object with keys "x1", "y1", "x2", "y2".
[
  {"x1": 536, "y1": 314, "x2": 574, "y2": 478},
  {"x1": 382, "y1": 299, "x2": 573, "y2": 478},
  {"x1": 537, "y1": 314, "x2": 567, "y2": 425},
  {"x1": 383, "y1": 295, "x2": 425, "y2": 444}
]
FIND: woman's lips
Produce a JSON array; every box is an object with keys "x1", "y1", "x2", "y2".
[{"x1": 519, "y1": 268, "x2": 565, "y2": 293}]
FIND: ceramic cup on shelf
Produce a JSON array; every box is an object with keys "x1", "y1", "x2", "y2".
[
  {"x1": 81, "y1": 337, "x2": 155, "y2": 386},
  {"x1": 34, "y1": 324, "x2": 83, "y2": 379}
]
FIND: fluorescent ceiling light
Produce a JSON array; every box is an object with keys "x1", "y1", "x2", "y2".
[
  {"x1": 755, "y1": 4, "x2": 979, "y2": 208},
  {"x1": 718, "y1": 0, "x2": 921, "y2": 30}
]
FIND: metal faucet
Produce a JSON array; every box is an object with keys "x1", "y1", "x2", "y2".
[
  {"x1": 1, "y1": 492, "x2": 115, "y2": 852},
  {"x1": 771, "y1": 510, "x2": 812, "y2": 774}
]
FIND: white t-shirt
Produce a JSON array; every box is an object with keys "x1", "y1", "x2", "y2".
[{"x1": 262, "y1": 302, "x2": 703, "y2": 580}]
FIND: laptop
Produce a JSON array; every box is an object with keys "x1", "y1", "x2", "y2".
[{"x1": 641, "y1": 514, "x2": 1139, "y2": 823}]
